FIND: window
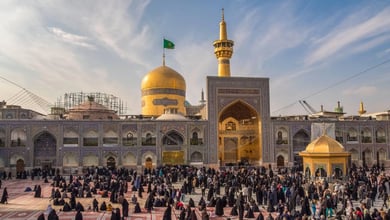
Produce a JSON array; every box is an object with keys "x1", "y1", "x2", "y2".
[
  {"x1": 225, "y1": 121, "x2": 236, "y2": 131},
  {"x1": 191, "y1": 132, "x2": 199, "y2": 145}
]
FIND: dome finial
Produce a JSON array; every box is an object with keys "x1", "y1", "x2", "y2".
[
  {"x1": 221, "y1": 8, "x2": 224, "y2": 21},
  {"x1": 162, "y1": 53, "x2": 165, "y2": 66}
]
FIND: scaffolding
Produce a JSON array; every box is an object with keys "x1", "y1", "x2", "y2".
[{"x1": 56, "y1": 92, "x2": 127, "y2": 114}]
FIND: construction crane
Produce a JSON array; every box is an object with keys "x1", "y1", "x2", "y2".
[{"x1": 299, "y1": 100, "x2": 317, "y2": 115}]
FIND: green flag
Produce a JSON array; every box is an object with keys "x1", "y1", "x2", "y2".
[{"x1": 163, "y1": 39, "x2": 175, "y2": 49}]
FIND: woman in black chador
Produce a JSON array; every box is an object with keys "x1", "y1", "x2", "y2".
[
  {"x1": 215, "y1": 197, "x2": 224, "y2": 216},
  {"x1": 34, "y1": 185, "x2": 42, "y2": 198},
  {"x1": 244, "y1": 207, "x2": 255, "y2": 218},
  {"x1": 134, "y1": 202, "x2": 142, "y2": 213},
  {"x1": 256, "y1": 212, "x2": 265, "y2": 220},
  {"x1": 0, "y1": 187, "x2": 8, "y2": 204},
  {"x1": 230, "y1": 204, "x2": 238, "y2": 216},
  {"x1": 122, "y1": 198, "x2": 129, "y2": 218},
  {"x1": 163, "y1": 204, "x2": 172, "y2": 220}
]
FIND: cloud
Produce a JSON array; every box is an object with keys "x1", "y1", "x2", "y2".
[
  {"x1": 48, "y1": 27, "x2": 96, "y2": 49},
  {"x1": 231, "y1": 2, "x2": 311, "y2": 75},
  {"x1": 343, "y1": 86, "x2": 377, "y2": 96},
  {"x1": 0, "y1": 1, "x2": 157, "y2": 113},
  {"x1": 306, "y1": 7, "x2": 390, "y2": 65}
]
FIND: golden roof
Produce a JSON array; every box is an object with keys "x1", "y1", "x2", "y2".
[
  {"x1": 141, "y1": 65, "x2": 186, "y2": 91},
  {"x1": 304, "y1": 134, "x2": 345, "y2": 153}
]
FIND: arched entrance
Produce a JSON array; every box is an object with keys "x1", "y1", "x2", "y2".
[
  {"x1": 334, "y1": 167, "x2": 342, "y2": 179},
  {"x1": 145, "y1": 157, "x2": 153, "y2": 169},
  {"x1": 218, "y1": 101, "x2": 260, "y2": 165},
  {"x1": 276, "y1": 155, "x2": 284, "y2": 167},
  {"x1": 34, "y1": 132, "x2": 56, "y2": 169},
  {"x1": 16, "y1": 159, "x2": 25, "y2": 172},
  {"x1": 107, "y1": 157, "x2": 116, "y2": 170},
  {"x1": 315, "y1": 168, "x2": 327, "y2": 177}
]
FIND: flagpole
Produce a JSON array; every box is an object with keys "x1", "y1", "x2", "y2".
[{"x1": 162, "y1": 37, "x2": 165, "y2": 66}]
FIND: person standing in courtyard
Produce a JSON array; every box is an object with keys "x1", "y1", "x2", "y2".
[
  {"x1": 75, "y1": 209, "x2": 83, "y2": 220},
  {"x1": 0, "y1": 187, "x2": 8, "y2": 204}
]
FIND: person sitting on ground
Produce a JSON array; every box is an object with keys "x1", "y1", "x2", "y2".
[
  {"x1": 75, "y1": 201, "x2": 85, "y2": 212},
  {"x1": 62, "y1": 202, "x2": 71, "y2": 212},
  {"x1": 100, "y1": 201, "x2": 107, "y2": 211},
  {"x1": 101, "y1": 190, "x2": 108, "y2": 198},
  {"x1": 37, "y1": 212, "x2": 45, "y2": 220},
  {"x1": 134, "y1": 202, "x2": 142, "y2": 213},
  {"x1": 131, "y1": 193, "x2": 137, "y2": 204},
  {"x1": 47, "y1": 209, "x2": 59, "y2": 220},
  {"x1": 188, "y1": 198, "x2": 195, "y2": 208},
  {"x1": 107, "y1": 203, "x2": 112, "y2": 212}
]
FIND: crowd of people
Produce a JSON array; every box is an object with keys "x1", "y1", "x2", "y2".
[{"x1": 0, "y1": 163, "x2": 390, "y2": 219}]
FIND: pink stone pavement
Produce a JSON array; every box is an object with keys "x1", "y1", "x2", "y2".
[{"x1": 0, "y1": 178, "x2": 275, "y2": 220}]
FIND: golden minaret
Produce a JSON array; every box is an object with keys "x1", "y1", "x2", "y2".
[
  {"x1": 358, "y1": 101, "x2": 367, "y2": 115},
  {"x1": 213, "y1": 9, "x2": 234, "y2": 77}
]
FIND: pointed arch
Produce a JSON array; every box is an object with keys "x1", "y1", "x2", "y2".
[
  {"x1": 347, "y1": 127, "x2": 358, "y2": 143},
  {"x1": 10, "y1": 154, "x2": 24, "y2": 165},
  {"x1": 34, "y1": 131, "x2": 56, "y2": 167},
  {"x1": 361, "y1": 127, "x2": 372, "y2": 143},
  {"x1": 375, "y1": 127, "x2": 386, "y2": 143},
  {"x1": 191, "y1": 151, "x2": 203, "y2": 162},
  {"x1": 142, "y1": 131, "x2": 156, "y2": 146},
  {"x1": 162, "y1": 130, "x2": 184, "y2": 145},
  {"x1": 103, "y1": 129, "x2": 118, "y2": 146},
  {"x1": 276, "y1": 127, "x2": 288, "y2": 145},
  {"x1": 142, "y1": 151, "x2": 157, "y2": 167},
  {"x1": 276, "y1": 155, "x2": 285, "y2": 167},
  {"x1": 63, "y1": 128, "x2": 79, "y2": 146},
  {"x1": 190, "y1": 127, "x2": 203, "y2": 145},
  {"x1": 83, "y1": 129, "x2": 98, "y2": 146},
  {"x1": 11, "y1": 127, "x2": 27, "y2": 147},
  {"x1": 292, "y1": 129, "x2": 310, "y2": 152},
  {"x1": 218, "y1": 100, "x2": 261, "y2": 165},
  {"x1": 123, "y1": 131, "x2": 137, "y2": 146},
  {"x1": 378, "y1": 148, "x2": 387, "y2": 164},
  {"x1": 122, "y1": 152, "x2": 136, "y2": 166},
  {"x1": 83, "y1": 154, "x2": 99, "y2": 167},
  {"x1": 63, "y1": 152, "x2": 78, "y2": 167}
]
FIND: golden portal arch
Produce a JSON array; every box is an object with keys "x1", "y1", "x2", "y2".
[{"x1": 218, "y1": 100, "x2": 261, "y2": 165}]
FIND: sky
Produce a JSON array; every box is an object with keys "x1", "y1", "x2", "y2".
[{"x1": 0, "y1": 0, "x2": 390, "y2": 116}]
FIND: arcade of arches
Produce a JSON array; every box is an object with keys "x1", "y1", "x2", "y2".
[{"x1": 218, "y1": 101, "x2": 261, "y2": 165}]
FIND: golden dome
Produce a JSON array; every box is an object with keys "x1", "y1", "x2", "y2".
[
  {"x1": 141, "y1": 65, "x2": 186, "y2": 91},
  {"x1": 304, "y1": 134, "x2": 345, "y2": 153}
]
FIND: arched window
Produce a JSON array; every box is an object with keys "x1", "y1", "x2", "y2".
[
  {"x1": 361, "y1": 128, "x2": 372, "y2": 143},
  {"x1": 191, "y1": 132, "x2": 199, "y2": 145},
  {"x1": 376, "y1": 128, "x2": 386, "y2": 143},
  {"x1": 225, "y1": 121, "x2": 236, "y2": 131},
  {"x1": 142, "y1": 132, "x2": 155, "y2": 146},
  {"x1": 347, "y1": 128, "x2": 358, "y2": 143}
]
